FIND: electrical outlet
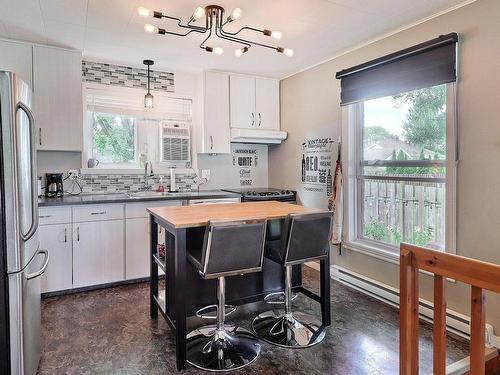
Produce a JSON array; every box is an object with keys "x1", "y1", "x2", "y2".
[
  {"x1": 68, "y1": 169, "x2": 79, "y2": 180},
  {"x1": 201, "y1": 169, "x2": 210, "y2": 181}
]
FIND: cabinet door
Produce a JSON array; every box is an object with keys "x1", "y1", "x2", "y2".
[
  {"x1": 0, "y1": 40, "x2": 32, "y2": 88},
  {"x1": 255, "y1": 78, "x2": 280, "y2": 130},
  {"x1": 33, "y1": 46, "x2": 83, "y2": 151},
  {"x1": 73, "y1": 220, "x2": 124, "y2": 288},
  {"x1": 230, "y1": 75, "x2": 256, "y2": 129},
  {"x1": 125, "y1": 218, "x2": 165, "y2": 279},
  {"x1": 39, "y1": 224, "x2": 72, "y2": 293},
  {"x1": 204, "y1": 71, "x2": 230, "y2": 153}
]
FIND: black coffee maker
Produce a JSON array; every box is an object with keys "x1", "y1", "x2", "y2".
[{"x1": 45, "y1": 173, "x2": 64, "y2": 197}]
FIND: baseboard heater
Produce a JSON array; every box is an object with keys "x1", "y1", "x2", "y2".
[{"x1": 329, "y1": 265, "x2": 500, "y2": 349}]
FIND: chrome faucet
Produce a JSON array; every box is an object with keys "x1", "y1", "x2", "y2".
[{"x1": 143, "y1": 161, "x2": 154, "y2": 190}]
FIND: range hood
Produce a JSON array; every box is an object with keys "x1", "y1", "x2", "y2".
[{"x1": 230, "y1": 128, "x2": 288, "y2": 144}]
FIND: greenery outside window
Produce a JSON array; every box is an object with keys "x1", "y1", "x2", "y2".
[
  {"x1": 92, "y1": 112, "x2": 137, "y2": 165},
  {"x1": 344, "y1": 82, "x2": 457, "y2": 257}
]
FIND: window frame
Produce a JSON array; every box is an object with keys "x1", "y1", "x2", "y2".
[
  {"x1": 342, "y1": 82, "x2": 457, "y2": 261},
  {"x1": 82, "y1": 82, "x2": 194, "y2": 173}
]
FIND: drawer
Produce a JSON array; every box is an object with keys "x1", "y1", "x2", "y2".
[
  {"x1": 125, "y1": 200, "x2": 182, "y2": 219},
  {"x1": 73, "y1": 204, "x2": 124, "y2": 222},
  {"x1": 39, "y1": 207, "x2": 72, "y2": 225}
]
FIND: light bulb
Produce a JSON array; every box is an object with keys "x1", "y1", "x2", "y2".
[
  {"x1": 193, "y1": 6, "x2": 205, "y2": 20},
  {"x1": 144, "y1": 93, "x2": 154, "y2": 108},
  {"x1": 137, "y1": 7, "x2": 151, "y2": 17},
  {"x1": 212, "y1": 47, "x2": 224, "y2": 55},
  {"x1": 144, "y1": 24, "x2": 157, "y2": 33},
  {"x1": 283, "y1": 48, "x2": 294, "y2": 57},
  {"x1": 235, "y1": 46, "x2": 249, "y2": 57},
  {"x1": 271, "y1": 30, "x2": 282, "y2": 40},
  {"x1": 230, "y1": 7, "x2": 242, "y2": 21}
]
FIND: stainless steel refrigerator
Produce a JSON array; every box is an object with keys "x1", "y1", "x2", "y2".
[{"x1": 0, "y1": 71, "x2": 49, "y2": 374}]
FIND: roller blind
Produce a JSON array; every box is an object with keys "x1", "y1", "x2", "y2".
[{"x1": 335, "y1": 33, "x2": 458, "y2": 106}]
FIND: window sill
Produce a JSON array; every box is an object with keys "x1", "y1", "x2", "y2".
[
  {"x1": 342, "y1": 239, "x2": 401, "y2": 265},
  {"x1": 341, "y1": 239, "x2": 456, "y2": 282}
]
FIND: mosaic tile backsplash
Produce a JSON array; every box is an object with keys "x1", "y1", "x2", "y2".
[
  {"x1": 77, "y1": 173, "x2": 196, "y2": 194},
  {"x1": 82, "y1": 60, "x2": 174, "y2": 92}
]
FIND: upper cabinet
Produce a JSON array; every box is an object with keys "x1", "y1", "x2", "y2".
[
  {"x1": 229, "y1": 74, "x2": 280, "y2": 131},
  {"x1": 0, "y1": 40, "x2": 33, "y2": 87},
  {"x1": 33, "y1": 46, "x2": 83, "y2": 151},
  {"x1": 197, "y1": 71, "x2": 231, "y2": 154}
]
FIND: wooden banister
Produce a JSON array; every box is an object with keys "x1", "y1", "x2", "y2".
[{"x1": 400, "y1": 243, "x2": 500, "y2": 375}]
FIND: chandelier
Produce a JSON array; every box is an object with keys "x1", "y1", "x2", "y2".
[{"x1": 138, "y1": 5, "x2": 294, "y2": 57}]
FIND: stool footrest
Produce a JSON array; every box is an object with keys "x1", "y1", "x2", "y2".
[
  {"x1": 264, "y1": 291, "x2": 298, "y2": 305},
  {"x1": 195, "y1": 304, "x2": 236, "y2": 319}
]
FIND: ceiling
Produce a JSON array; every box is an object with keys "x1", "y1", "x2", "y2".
[{"x1": 0, "y1": 0, "x2": 470, "y2": 78}]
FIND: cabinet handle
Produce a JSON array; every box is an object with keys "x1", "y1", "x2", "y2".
[
  {"x1": 251, "y1": 113, "x2": 255, "y2": 127},
  {"x1": 90, "y1": 211, "x2": 107, "y2": 215},
  {"x1": 77, "y1": 227, "x2": 80, "y2": 241},
  {"x1": 39, "y1": 128, "x2": 42, "y2": 146},
  {"x1": 64, "y1": 228, "x2": 67, "y2": 243},
  {"x1": 210, "y1": 136, "x2": 213, "y2": 150},
  {"x1": 39, "y1": 215, "x2": 52, "y2": 219},
  {"x1": 258, "y1": 113, "x2": 262, "y2": 127}
]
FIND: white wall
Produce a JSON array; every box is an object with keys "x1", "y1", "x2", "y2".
[{"x1": 270, "y1": 0, "x2": 500, "y2": 330}]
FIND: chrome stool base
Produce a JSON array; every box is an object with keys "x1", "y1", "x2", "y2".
[
  {"x1": 187, "y1": 325, "x2": 261, "y2": 372},
  {"x1": 252, "y1": 310, "x2": 325, "y2": 348}
]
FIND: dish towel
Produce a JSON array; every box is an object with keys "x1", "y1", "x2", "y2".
[{"x1": 328, "y1": 141, "x2": 343, "y2": 246}]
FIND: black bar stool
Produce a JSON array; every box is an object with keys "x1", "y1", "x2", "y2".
[
  {"x1": 186, "y1": 218, "x2": 267, "y2": 372},
  {"x1": 252, "y1": 211, "x2": 333, "y2": 348}
]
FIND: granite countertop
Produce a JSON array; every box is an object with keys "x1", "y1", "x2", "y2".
[{"x1": 38, "y1": 190, "x2": 242, "y2": 207}]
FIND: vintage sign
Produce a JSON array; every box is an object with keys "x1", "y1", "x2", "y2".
[
  {"x1": 232, "y1": 146, "x2": 260, "y2": 187},
  {"x1": 301, "y1": 138, "x2": 335, "y2": 196}
]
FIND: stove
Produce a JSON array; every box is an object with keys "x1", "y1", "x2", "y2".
[{"x1": 222, "y1": 188, "x2": 296, "y2": 202}]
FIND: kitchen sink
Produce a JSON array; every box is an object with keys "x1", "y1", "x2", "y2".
[{"x1": 127, "y1": 191, "x2": 176, "y2": 198}]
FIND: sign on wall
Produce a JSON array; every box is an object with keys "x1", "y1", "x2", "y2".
[
  {"x1": 301, "y1": 138, "x2": 335, "y2": 196},
  {"x1": 232, "y1": 145, "x2": 261, "y2": 187}
]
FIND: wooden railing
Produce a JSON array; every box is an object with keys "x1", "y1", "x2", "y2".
[{"x1": 400, "y1": 243, "x2": 500, "y2": 375}]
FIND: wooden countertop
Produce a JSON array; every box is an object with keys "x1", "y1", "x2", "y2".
[{"x1": 147, "y1": 201, "x2": 322, "y2": 229}]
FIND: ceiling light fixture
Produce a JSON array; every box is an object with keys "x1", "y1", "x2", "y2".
[
  {"x1": 143, "y1": 59, "x2": 154, "y2": 109},
  {"x1": 138, "y1": 5, "x2": 293, "y2": 57}
]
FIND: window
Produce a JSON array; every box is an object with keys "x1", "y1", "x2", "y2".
[
  {"x1": 336, "y1": 34, "x2": 458, "y2": 258},
  {"x1": 358, "y1": 84, "x2": 448, "y2": 251},
  {"x1": 92, "y1": 112, "x2": 136, "y2": 164},
  {"x1": 84, "y1": 83, "x2": 193, "y2": 170}
]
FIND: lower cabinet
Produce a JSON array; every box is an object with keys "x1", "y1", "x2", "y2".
[
  {"x1": 73, "y1": 219, "x2": 125, "y2": 288},
  {"x1": 39, "y1": 223, "x2": 73, "y2": 293},
  {"x1": 125, "y1": 218, "x2": 166, "y2": 279}
]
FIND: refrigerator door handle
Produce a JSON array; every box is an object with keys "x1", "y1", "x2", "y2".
[
  {"x1": 16, "y1": 101, "x2": 39, "y2": 242},
  {"x1": 25, "y1": 249, "x2": 49, "y2": 280}
]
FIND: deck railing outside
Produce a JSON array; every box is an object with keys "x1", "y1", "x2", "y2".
[{"x1": 400, "y1": 243, "x2": 500, "y2": 375}]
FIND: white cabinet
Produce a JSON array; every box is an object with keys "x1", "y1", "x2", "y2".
[
  {"x1": 33, "y1": 46, "x2": 83, "y2": 151},
  {"x1": 125, "y1": 201, "x2": 179, "y2": 279},
  {"x1": 73, "y1": 219, "x2": 125, "y2": 288},
  {"x1": 229, "y1": 75, "x2": 280, "y2": 131},
  {"x1": 230, "y1": 75, "x2": 256, "y2": 129},
  {"x1": 255, "y1": 78, "x2": 280, "y2": 130},
  {"x1": 0, "y1": 40, "x2": 32, "y2": 88},
  {"x1": 39, "y1": 223, "x2": 72, "y2": 293},
  {"x1": 198, "y1": 71, "x2": 231, "y2": 154}
]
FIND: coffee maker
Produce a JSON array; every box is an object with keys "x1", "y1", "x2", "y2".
[{"x1": 45, "y1": 173, "x2": 64, "y2": 197}]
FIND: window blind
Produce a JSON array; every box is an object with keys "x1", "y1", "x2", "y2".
[
  {"x1": 86, "y1": 87, "x2": 192, "y2": 121},
  {"x1": 335, "y1": 33, "x2": 458, "y2": 106}
]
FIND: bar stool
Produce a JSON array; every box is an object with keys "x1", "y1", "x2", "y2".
[
  {"x1": 186, "y1": 218, "x2": 267, "y2": 372},
  {"x1": 252, "y1": 211, "x2": 333, "y2": 348}
]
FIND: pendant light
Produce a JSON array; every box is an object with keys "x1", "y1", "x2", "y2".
[{"x1": 143, "y1": 59, "x2": 154, "y2": 108}]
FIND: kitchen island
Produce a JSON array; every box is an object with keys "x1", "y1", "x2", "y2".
[{"x1": 147, "y1": 201, "x2": 332, "y2": 371}]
